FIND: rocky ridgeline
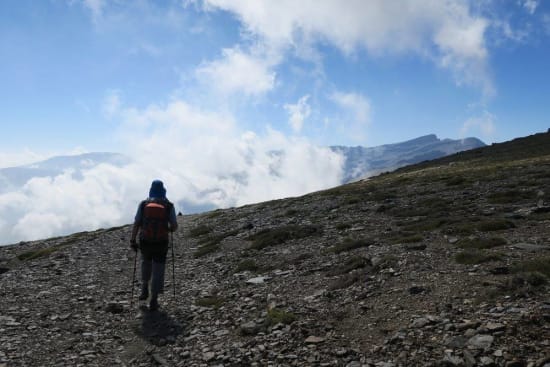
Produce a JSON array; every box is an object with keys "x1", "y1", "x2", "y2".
[{"x1": 1, "y1": 134, "x2": 550, "y2": 367}]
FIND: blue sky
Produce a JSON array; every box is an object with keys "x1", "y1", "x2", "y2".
[
  {"x1": 1, "y1": 0, "x2": 549, "y2": 165},
  {"x1": 1, "y1": 0, "x2": 550, "y2": 244}
]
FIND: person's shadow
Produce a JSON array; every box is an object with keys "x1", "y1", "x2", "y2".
[{"x1": 136, "y1": 306, "x2": 186, "y2": 346}]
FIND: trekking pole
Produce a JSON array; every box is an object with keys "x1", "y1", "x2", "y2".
[
  {"x1": 130, "y1": 249, "x2": 138, "y2": 308},
  {"x1": 171, "y1": 231, "x2": 176, "y2": 301}
]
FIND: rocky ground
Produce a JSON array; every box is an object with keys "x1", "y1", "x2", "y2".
[{"x1": 1, "y1": 132, "x2": 550, "y2": 367}]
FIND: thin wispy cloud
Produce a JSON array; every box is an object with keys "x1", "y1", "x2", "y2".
[
  {"x1": 460, "y1": 110, "x2": 496, "y2": 139},
  {"x1": 284, "y1": 95, "x2": 311, "y2": 133}
]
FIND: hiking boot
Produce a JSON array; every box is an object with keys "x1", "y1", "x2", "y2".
[{"x1": 149, "y1": 297, "x2": 159, "y2": 311}]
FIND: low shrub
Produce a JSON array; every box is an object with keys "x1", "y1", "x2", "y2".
[
  {"x1": 392, "y1": 234, "x2": 423, "y2": 244},
  {"x1": 487, "y1": 190, "x2": 535, "y2": 204},
  {"x1": 512, "y1": 256, "x2": 550, "y2": 278},
  {"x1": 455, "y1": 250, "x2": 501, "y2": 265},
  {"x1": 235, "y1": 259, "x2": 259, "y2": 272},
  {"x1": 266, "y1": 308, "x2": 296, "y2": 326},
  {"x1": 335, "y1": 222, "x2": 352, "y2": 231},
  {"x1": 189, "y1": 225, "x2": 212, "y2": 237},
  {"x1": 477, "y1": 220, "x2": 516, "y2": 232},
  {"x1": 326, "y1": 238, "x2": 372, "y2": 254},
  {"x1": 328, "y1": 272, "x2": 361, "y2": 290},
  {"x1": 195, "y1": 296, "x2": 224, "y2": 309},
  {"x1": 193, "y1": 243, "x2": 220, "y2": 258},
  {"x1": 247, "y1": 225, "x2": 322, "y2": 250},
  {"x1": 403, "y1": 218, "x2": 447, "y2": 232},
  {"x1": 17, "y1": 245, "x2": 63, "y2": 261},
  {"x1": 456, "y1": 237, "x2": 507, "y2": 249},
  {"x1": 327, "y1": 256, "x2": 368, "y2": 276}
]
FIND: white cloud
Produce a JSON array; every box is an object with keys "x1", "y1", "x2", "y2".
[
  {"x1": 284, "y1": 95, "x2": 311, "y2": 133},
  {"x1": 522, "y1": 0, "x2": 538, "y2": 14},
  {"x1": 196, "y1": 47, "x2": 276, "y2": 96},
  {"x1": 330, "y1": 91, "x2": 371, "y2": 126},
  {"x1": 102, "y1": 90, "x2": 121, "y2": 118},
  {"x1": 460, "y1": 110, "x2": 496, "y2": 138},
  {"x1": 82, "y1": 0, "x2": 105, "y2": 20},
  {"x1": 202, "y1": 0, "x2": 493, "y2": 94},
  {"x1": 327, "y1": 91, "x2": 372, "y2": 144},
  {"x1": 543, "y1": 14, "x2": 550, "y2": 35},
  {"x1": 0, "y1": 98, "x2": 344, "y2": 245}
]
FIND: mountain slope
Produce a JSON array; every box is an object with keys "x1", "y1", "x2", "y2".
[
  {"x1": 1, "y1": 132, "x2": 549, "y2": 366},
  {"x1": 332, "y1": 134, "x2": 485, "y2": 182}
]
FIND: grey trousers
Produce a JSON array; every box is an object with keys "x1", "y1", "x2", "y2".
[
  {"x1": 139, "y1": 240, "x2": 168, "y2": 299},
  {"x1": 141, "y1": 259, "x2": 165, "y2": 297}
]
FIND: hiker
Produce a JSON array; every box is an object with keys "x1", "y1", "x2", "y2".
[{"x1": 130, "y1": 180, "x2": 178, "y2": 311}]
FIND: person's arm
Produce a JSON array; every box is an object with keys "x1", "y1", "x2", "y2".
[
  {"x1": 130, "y1": 202, "x2": 143, "y2": 250},
  {"x1": 169, "y1": 203, "x2": 178, "y2": 232}
]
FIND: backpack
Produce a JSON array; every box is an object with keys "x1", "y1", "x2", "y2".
[{"x1": 140, "y1": 199, "x2": 172, "y2": 242}]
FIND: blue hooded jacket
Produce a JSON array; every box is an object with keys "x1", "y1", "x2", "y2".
[{"x1": 149, "y1": 180, "x2": 167, "y2": 199}]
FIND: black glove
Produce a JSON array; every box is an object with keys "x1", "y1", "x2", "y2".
[{"x1": 130, "y1": 239, "x2": 138, "y2": 252}]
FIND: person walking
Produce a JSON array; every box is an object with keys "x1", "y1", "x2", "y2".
[{"x1": 130, "y1": 180, "x2": 178, "y2": 311}]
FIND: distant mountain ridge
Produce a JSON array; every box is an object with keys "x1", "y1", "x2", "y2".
[
  {"x1": 0, "y1": 152, "x2": 130, "y2": 193},
  {"x1": 0, "y1": 135, "x2": 485, "y2": 195},
  {"x1": 331, "y1": 134, "x2": 485, "y2": 182}
]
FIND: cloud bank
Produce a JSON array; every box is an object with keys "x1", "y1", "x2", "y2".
[
  {"x1": 202, "y1": 0, "x2": 493, "y2": 95},
  {"x1": 0, "y1": 99, "x2": 344, "y2": 245}
]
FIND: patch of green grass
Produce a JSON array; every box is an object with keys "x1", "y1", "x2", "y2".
[
  {"x1": 195, "y1": 296, "x2": 225, "y2": 309},
  {"x1": 523, "y1": 272, "x2": 548, "y2": 286},
  {"x1": 193, "y1": 229, "x2": 240, "y2": 258},
  {"x1": 373, "y1": 255, "x2": 398, "y2": 272},
  {"x1": 284, "y1": 209, "x2": 299, "y2": 216},
  {"x1": 454, "y1": 250, "x2": 502, "y2": 265},
  {"x1": 390, "y1": 207, "x2": 431, "y2": 218},
  {"x1": 527, "y1": 211, "x2": 550, "y2": 221},
  {"x1": 417, "y1": 197, "x2": 452, "y2": 210},
  {"x1": 370, "y1": 190, "x2": 397, "y2": 202},
  {"x1": 445, "y1": 176, "x2": 468, "y2": 186},
  {"x1": 487, "y1": 190, "x2": 535, "y2": 204},
  {"x1": 206, "y1": 210, "x2": 223, "y2": 219},
  {"x1": 335, "y1": 222, "x2": 352, "y2": 231},
  {"x1": 16, "y1": 233, "x2": 86, "y2": 261},
  {"x1": 235, "y1": 259, "x2": 259, "y2": 272},
  {"x1": 326, "y1": 238, "x2": 372, "y2": 254},
  {"x1": 327, "y1": 256, "x2": 367, "y2": 276},
  {"x1": 345, "y1": 196, "x2": 361, "y2": 205},
  {"x1": 266, "y1": 308, "x2": 296, "y2": 326},
  {"x1": 477, "y1": 219, "x2": 516, "y2": 232},
  {"x1": 402, "y1": 218, "x2": 448, "y2": 232},
  {"x1": 193, "y1": 243, "x2": 220, "y2": 258},
  {"x1": 189, "y1": 225, "x2": 212, "y2": 237},
  {"x1": 17, "y1": 244, "x2": 65, "y2": 261},
  {"x1": 328, "y1": 272, "x2": 361, "y2": 290},
  {"x1": 512, "y1": 256, "x2": 550, "y2": 278},
  {"x1": 444, "y1": 221, "x2": 478, "y2": 235},
  {"x1": 456, "y1": 237, "x2": 507, "y2": 249},
  {"x1": 247, "y1": 225, "x2": 322, "y2": 250},
  {"x1": 391, "y1": 234, "x2": 423, "y2": 244}
]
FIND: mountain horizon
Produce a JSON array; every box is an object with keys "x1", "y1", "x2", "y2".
[{"x1": 0, "y1": 133, "x2": 485, "y2": 246}]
